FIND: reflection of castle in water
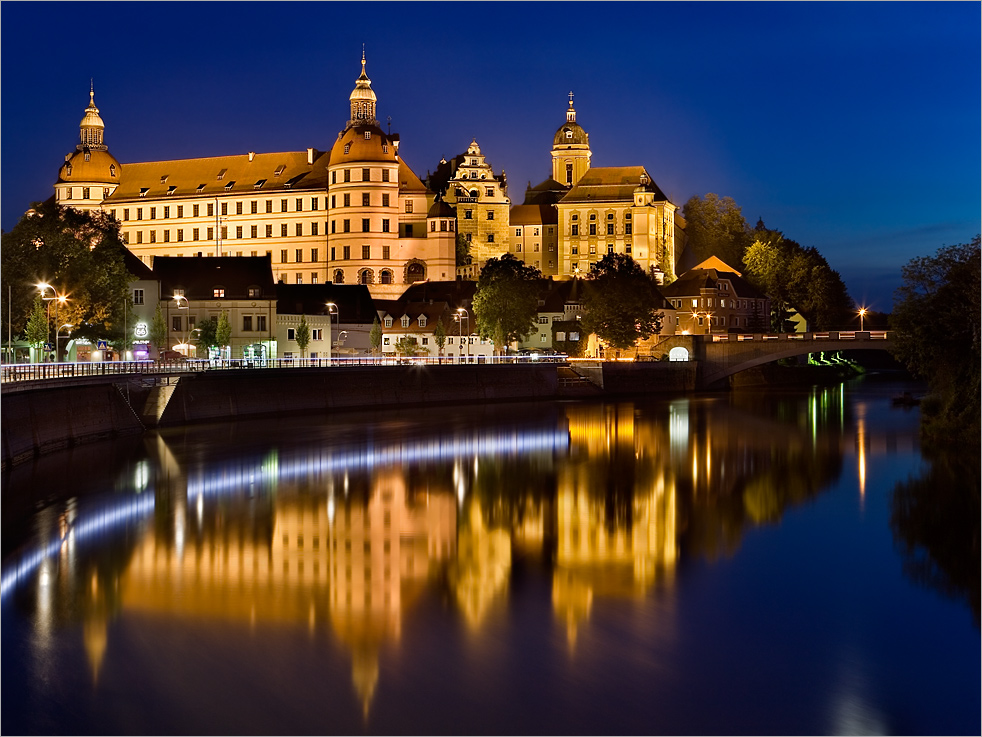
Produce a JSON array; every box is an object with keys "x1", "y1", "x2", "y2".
[{"x1": 3, "y1": 387, "x2": 922, "y2": 717}]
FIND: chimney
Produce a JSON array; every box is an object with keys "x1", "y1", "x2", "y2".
[
  {"x1": 248, "y1": 151, "x2": 256, "y2": 162},
  {"x1": 307, "y1": 148, "x2": 314, "y2": 165}
]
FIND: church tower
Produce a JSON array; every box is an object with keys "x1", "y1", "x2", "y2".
[
  {"x1": 55, "y1": 84, "x2": 121, "y2": 213},
  {"x1": 550, "y1": 93, "x2": 591, "y2": 187}
]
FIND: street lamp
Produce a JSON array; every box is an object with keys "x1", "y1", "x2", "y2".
[
  {"x1": 858, "y1": 307, "x2": 867, "y2": 332},
  {"x1": 455, "y1": 307, "x2": 469, "y2": 363},
  {"x1": 37, "y1": 283, "x2": 67, "y2": 362},
  {"x1": 57, "y1": 323, "x2": 73, "y2": 363},
  {"x1": 326, "y1": 302, "x2": 338, "y2": 365}
]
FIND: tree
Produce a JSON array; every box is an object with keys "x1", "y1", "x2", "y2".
[
  {"x1": 25, "y1": 296, "x2": 48, "y2": 362},
  {"x1": 890, "y1": 236, "x2": 980, "y2": 443},
  {"x1": 370, "y1": 316, "x2": 382, "y2": 355},
  {"x1": 295, "y1": 314, "x2": 311, "y2": 358},
  {"x1": 681, "y1": 194, "x2": 751, "y2": 268},
  {"x1": 394, "y1": 335, "x2": 420, "y2": 356},
  {"x1": 455, "y1": 232, "x2": 471, "y2": 268},
  {"x1": 433, "y1": 318, "x2": 447, "y2": 356},
  {"x1": 149, "y1": 303, "x2": 168, "y2": 360},
  {"x1": 195, "y1": 317, "x2": 218, "y2": 356},
  {"x1": 216, "y1": 310, "x2": 232, "y2": 357},
  {"x1": 581, "y1": 254, "x2": 664, "y2": 350},
  {"x1": 472, "y1": 254, "x2": 542, "y2": 354},
  {"x1": 1, "y1": 201, "x2": 133, "y2": 346}
]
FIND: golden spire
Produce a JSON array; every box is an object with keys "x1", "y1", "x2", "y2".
[
  {"x1": 347, "y1": 49, "x2": 377, "y2": 129},
  {"x1": 567, "y1": 91, "x2": 576, "y2": 123}
]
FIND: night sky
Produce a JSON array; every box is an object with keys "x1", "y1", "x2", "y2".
[{"x1": 2, "y1": 1, "x2": 978, "y2": 310}]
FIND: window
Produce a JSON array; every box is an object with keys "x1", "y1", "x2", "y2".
[
  {"x1": 177, "y1": 229, "x2": 184, "y2": 242},
  {"x1": 384, "y1": 317, "x2": 393, "y2": 328},
  {"x1": 360, "y1": 269, "x2": 373, "y2": 285},
  {"x1": 331, "y1": 195, "x2": 336, "y2": 209},
  {"x1": 236, "y1": 226, "x2": 243, "y2": 239},
  {"x1": 465, "y1": 233, "x2": 472, "y2": 242},
  {"x1": 487, "y1": 234, "x2": 494, "y2": 242},
  {"x1": 589, "y1": 224, "x2": 597, "y2": 236},
  {"x1": 362, "y1": 192, "x2": 371, "y2": 207},
  {"x1": 343, "y1": 193, "x2": 350, "y2": 207},
  {"x1": 589, "y1": 245, "x2": 596, "y2": 254},
  {"x1": 251, "y1": 225, "x2": 258, "y2": 238},
  {"x1": 362, "y1": 168, "x2": 370, "y2": 181},
  {"x1": 257, "y1": 315, "x2": 266, "y2": 332},
  {"x1": 123, "y1": 208, "x2": 130, "y2": 221},
  {"x1": 362, "y1": 218, "x2": 370, "y2": 232},
  {"x1": 331, "y1": 172, "x2": 337, "y2": 185},
  {"x1": 464, "y1": 210, "x2": 472, "y2": 219},
  {"x1": 486, "y1": 187, "x2": 495, "y2": 196},
  {"x1": 343, "y1": 169, "x2": 350, "y2": 182},
  {"x1": 515, "y1": 228, "x2": 522, "y2": 236},
  {"x1": 262, "y1": 199, "x2": 269, "y2": 213},
  {"x1": 430, "y1": 221, "x2": 436, "y2": 232},
  {"x1": 311, "y1": 197, "x2": 318, "y2": 210},
  {"x1": 150, "y1": 230, "x2": 156, "y2": 243},
  {"x1": 163, "y1": 206, "x2": 170, "y2": 219},
  {"x1": 281, "y1": 249, "x2": 288, "y2": 263},
  {"x1": 281, "y1": 223, "x2": 288, "y2": 237},
  {"x1": 344, "y1": 143, "x2": 351, "y2": 154},
  {"x1": 311, "y1": 222, "x2": 318, "y2": 236},
  {"x1": 214, "y1": 287, "x2": 225, "y2": 298},
  {"x1": 401, "y1": 315, "x2": 411, "y2": 328},
  {"x1": 172, "y1": 316, "x2": 181, "y2": 332},
  {"x1": 382, "y1": 169, "x2": 389, "y2": 182},
  {"x1": 295, "y1": 223, "x2": 303, "y2": 237},
  {"x1": 334, "y1": 269, "x2": 344, "y2": 283},
  {"x1": 236, "y1": 202, "x2": 243, "y2": 215},
  {"x1": 380, "y1": 269, "x2": 392, "y2": 284},
  {"x1": 382, "y1": 218, "x2": 390, "y2": 233},
  {"x1": 362, "y1": 245, "x2": 370, "y2": 259},
  {"x1": 516, "y1": 244, "x2": 522, "y2": 252},
  {"x1": 265, "y1": 225, "x2": 273, "y2": 238},
  {"x1": 405, "y1": 200, "x2": 413, "y2": 213},
  {"x1": 311, "y1": 273, "x2": 318, "y2": 284},
  {"x1": 343, "y1": 246, "x2": 350, "y2": 260},
  {"x1": 566, "y1": 163, "x2": 573, "y2": 183},
  {"x1": 571, "y1": 224, "x2": 579, "y2": 236},
  {"x1": 250, "y1": 201, "x2": 258, "y2": 214},
  {"x1": 418, "y1": 315, "x2": 427, "y2": 327},
  {"x1": 243, "y1": 316, "x2": 253, "y2": 332},
  {"x1": 296, "y1": 274, "x2": 302, "y2": 284},
  {"x1": 343, "y1": 219, "x2": 350, "y2": 233},
  {"x1": 193, "y1": 227, "x2": 200, "y2": 240},
  {"x1": 207, "y1": 227, "x2": 214, "y2": 240},
  {"x1": 311, "y1": 248, "x2": 318, "y2": 262},
  {"x1": 487, "y1": 211, "x2": 494, "y2": 220},
  {"x1": 150, "y1": 207, "x2": 156, "y2": 219},
  {"x1": 296, "y1": 249, "x2": 303, "y2": 262},
  {"x1": 136, "y1": 231, "x2": 143, "y2": 244},
  {"x1": 625, "y1": 223, "x2": 632, "y2": 235},
  {"x1": 247, "y1": 286, "x2": 262, "y2": 298},
  {"x1": 607, "y1": 223, "x2": 614, "y2": 235},
  {"x1": 287, "y1": 328, "x2": 295, "y2": 340}
]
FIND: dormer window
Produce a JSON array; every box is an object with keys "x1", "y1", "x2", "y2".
[
  {"x1": 196, "y1": 183, "x2": 206, "y2": 192},
  {"x1": 224, "y1": 181, "x2": 235, "y2": 191},
  {"x1": 364, "y1": 131, "x2": 371, "y2": 140},
  {"x1": 167, "y1": 186, "x2": 177, "y2": 195},
  {"x1": 109, "y1": 164, "x2": 116, "y2": 177},
  {"x1": 566, "y1": 129, "x2": 573, "y2": 139},
  {"x1": 139, "y1": 188, "x2": 149, "y2": 197},
  {"x1": 382, "y1": 145, "x2": 388, "y2": 153},
  {"x1": 274, "y1": 165, "x2": 286, "y2": 177},
  {"x1": 213, "y1": 287, "x2": 225, "y2": 298},
  {"x1": 384, "y1": 317, "x2": 393, "y2": 328},
  {"x1": 248, "y1": 286, "x2": 262, "y2": 298},
  {"x1": 400, "y1": 315, "x2": 411, "y2": 328},
  {"x1": 160, "y1": 175, "x2": 169, "y2": 184},
  {"x1": 84, "y1": 152, "x2": 90, "y2": 162},
  {"x1": 344, "y1": 143, "x2": 351, "y2": 154},
  {"x1": 254, "y1": 179, "x2": 266, "y2": 189},
  {"x1": 65, "y1": 164, "x2": 73, "y2": 176},
  {"x1": 418, "y1": 315, "x2": 427, "y2": 327},
  {"x1": 217, "y1": 168, "x2": 227, "y2": 180}
]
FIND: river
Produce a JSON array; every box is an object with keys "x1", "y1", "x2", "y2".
[{"x1": 1, "y1": 377, "x2": 978, "y2": 735}]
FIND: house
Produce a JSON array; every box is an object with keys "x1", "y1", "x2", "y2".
[
  {"x1": 275, "y1": 283, "x2": 377, "y2": 358},
  {"x1": 660, "y1": 256, "x2": 770, "y2": 334}
]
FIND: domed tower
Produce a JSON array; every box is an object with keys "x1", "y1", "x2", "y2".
[
  {"x1": 55, "y1": 84, "x2": 121, "y2": 213},
  {"x1": 328, "y1": 53, "x2": 403, "y2": 290},
  {"x1": 551, "y1": 92, "x2": 591, "y2": 187}
]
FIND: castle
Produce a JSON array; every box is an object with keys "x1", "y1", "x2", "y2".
[{"x1": 54, "y1": 56, "x2": 683, "y2": 296}]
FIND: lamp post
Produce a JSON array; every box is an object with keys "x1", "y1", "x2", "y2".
[
  {"x1": 326, "y1": 302, "x2": 338, "y2": 365},
  {"x1": 37, "y1": 283, "x2": 67, "y2": 362},
  {"x1": 455, "y1": 308, "x2": 469, "y2": 363},
  {"x1": 173, "y1": 295, "x2": 190, "y2": 356},
  {"x1": 57, "y1": 324, "x2": 73, "y2": 363},
  {"x1": 858, "y1": 307, "x2": 867, "y2": 332}
]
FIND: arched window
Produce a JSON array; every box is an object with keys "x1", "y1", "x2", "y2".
[
  {"x1": 110, "y1": 164, "x2": 116, "y2": 177},
  {"x1": 380, "y1": 269, "x2": 393, "y2": 284},
  {"x1": 669, "y1": 347, "x2": 689, "y2": 362},
  {"x1": 406, "y1": 261, "x2": 425, "y2": 283},
  {"x1": 333, "y1": 269, "x2": 344, "y2": 284},
  {"x1": 359, "y1": 268, "x2": 374, "y2": 285}
]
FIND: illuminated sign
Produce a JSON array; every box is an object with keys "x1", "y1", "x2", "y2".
[{"x1": 134, "y1": 322, "x2": 149, "y2": 338}]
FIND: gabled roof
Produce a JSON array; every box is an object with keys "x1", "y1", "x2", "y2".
[
  {"x1": 107, "y1": 150, "x2": 330, "y2": 201},
  {"x1": 152, "y1": 255, "x2": 275, "y2": 300},
  {"x1": 660, "y1": 265, "x2": 765, "y2": 301},
  {"x1": 392, "y1": 279, "x2": 477, "y2": 308},
  {"x1": 275, "y1": 283, "x2": 377, "y2": 324},
  {"x1": 122, "y1": 248, "x2": 154, "y2": 280},
  {"x1": 509, "y1": 203, "x2": 558, "y2": 226},
  {"x1": 692, "y1": 255, "x2": 741, "y2": 276},
  {"x1": 560, "y1": 166, "x2": 669, "y2": 204},
  {"x1": 398, "y1": 159, "x2": 429, "y2": 193},
  {"x1": 523, "y1": 177, "x2": 567, "y2": 206}
]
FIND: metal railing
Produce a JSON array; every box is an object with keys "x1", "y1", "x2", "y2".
[
  {"x1": 711, "y1": 330, "x2": 890, "y2": 343},
  {"x1": 1, "y1": 354, "x2": 572, "y2": 383}
]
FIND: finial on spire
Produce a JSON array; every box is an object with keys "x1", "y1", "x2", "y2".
[
  {"x1": 90, "y1": 79, "x2": 95, "y2": 106},
  {"x1": 568, "y1": 91, "x2": 574, "y2": 106},
  {"x1": 566, "y1": 91, "x2": 576, "y2": 123}
]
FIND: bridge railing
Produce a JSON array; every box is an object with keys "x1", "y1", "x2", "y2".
[
  {"x1": 712, "y1": 330, "x2": 889, "y2": 343},
  {"x1": 1, "y1": 354, "x2": 572, "y2": 384}
]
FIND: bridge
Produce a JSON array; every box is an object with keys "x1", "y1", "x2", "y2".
[{"x1": 651, "y1": 330, "x2": 894, "y2": 388}]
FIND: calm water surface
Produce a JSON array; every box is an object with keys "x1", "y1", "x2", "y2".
[{"x1": 2, "y1": 379, "x2": 979, "y2": 735}]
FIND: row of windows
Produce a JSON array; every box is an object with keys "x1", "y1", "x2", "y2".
[
  {"x1": 117, "y1": 198, "x2": 321, "y2": 222},
  {"x1": 171, "y1": 314, "x2": 268, "y2": 332},
  {"x1": 461, "y1": 210, "x2": 498, "y2": 220},
  {"x1": 454, "y1": 186, "x2": 496, "y2": 198},
  {"x1": 330, "y1": 192, "x2": 391, "y2": 208},
  {"x1": 514, "y1": 227, "x2": 555, "y2": 236},
  {"x1": 279, "y1": 273, "x2": 322, "y2": 285},
  {"x1": 124, "y1": 223, "x2": 323, "y2": 244},
  {"x1": 514, "y1": 243, "x2": 549, "y2": 253},
  {"x1": 570, "y1": 244, "x2": 632, "y2": 255},
  {"x1": 670, "y1": 298, "x2": 764, "y2": 310},
  {"x1": 570, "y1": 222, "x2": 633, "y2": 236},
  {"x1": 330, "y1": 167, "x2": 392, "y2": 184},
  {"x1": 278, "y1": 249, "x2": 319, "y2": 263},
  {"x1": 63, "y1": 186, "x2": 111, "y2": 200},
  {"x1": 330, "y1": 245, "x2": 392, "y2": 261},
  {"x1": 330, "y1": 218, "x2": 393, "y2": 234}
]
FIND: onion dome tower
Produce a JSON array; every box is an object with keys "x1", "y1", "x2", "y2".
[
  {"x1": 55, "y1": 83, "x2": 121, "y2": 212},
  {"x1": 551, "y1": 92, "x2": 591, "y2": 187}
]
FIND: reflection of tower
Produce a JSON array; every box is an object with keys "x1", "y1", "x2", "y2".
[
  {"x1": 452, "y1": 498, "x2": 512, "y2": 629},
  {"x1": 82, "y1": 571, "x2": 109, "y2": 684},
  {"x1": 328, "y1": 470, "x2": 455, "y2": 717}
]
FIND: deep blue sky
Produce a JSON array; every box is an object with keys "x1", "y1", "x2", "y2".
[{"x1": 3, "y1": 2, "x2": 978, "y2": 309}]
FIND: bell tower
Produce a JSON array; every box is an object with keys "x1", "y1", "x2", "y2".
[{"x1": 551, "y1": 92, "x2": 591, "y2": 187}]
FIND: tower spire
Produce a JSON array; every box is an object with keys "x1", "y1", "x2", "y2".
[
  {"x1": 78, "y1": 83, "x2": 107, "y2": 151},
  {"x1": 567, "y1": 91, "x2": 576, "y2": 122},
  {"x1": 347, "y1": 50, "x2": 377, "y2": 129}
]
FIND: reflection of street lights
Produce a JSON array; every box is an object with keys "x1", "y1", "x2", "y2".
[
  {"x1": 57, "y1": 323, "x2": 73, "y2": 363},
  {"x1": 455, "y1": 307, "x2": 469, "y2": 362},
  {"x1": 858, "y1": 307, "x2": 867, "y2": 332},
  {"x1": 326, "y1": 302, "x2": 338, "y2": 364}
]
